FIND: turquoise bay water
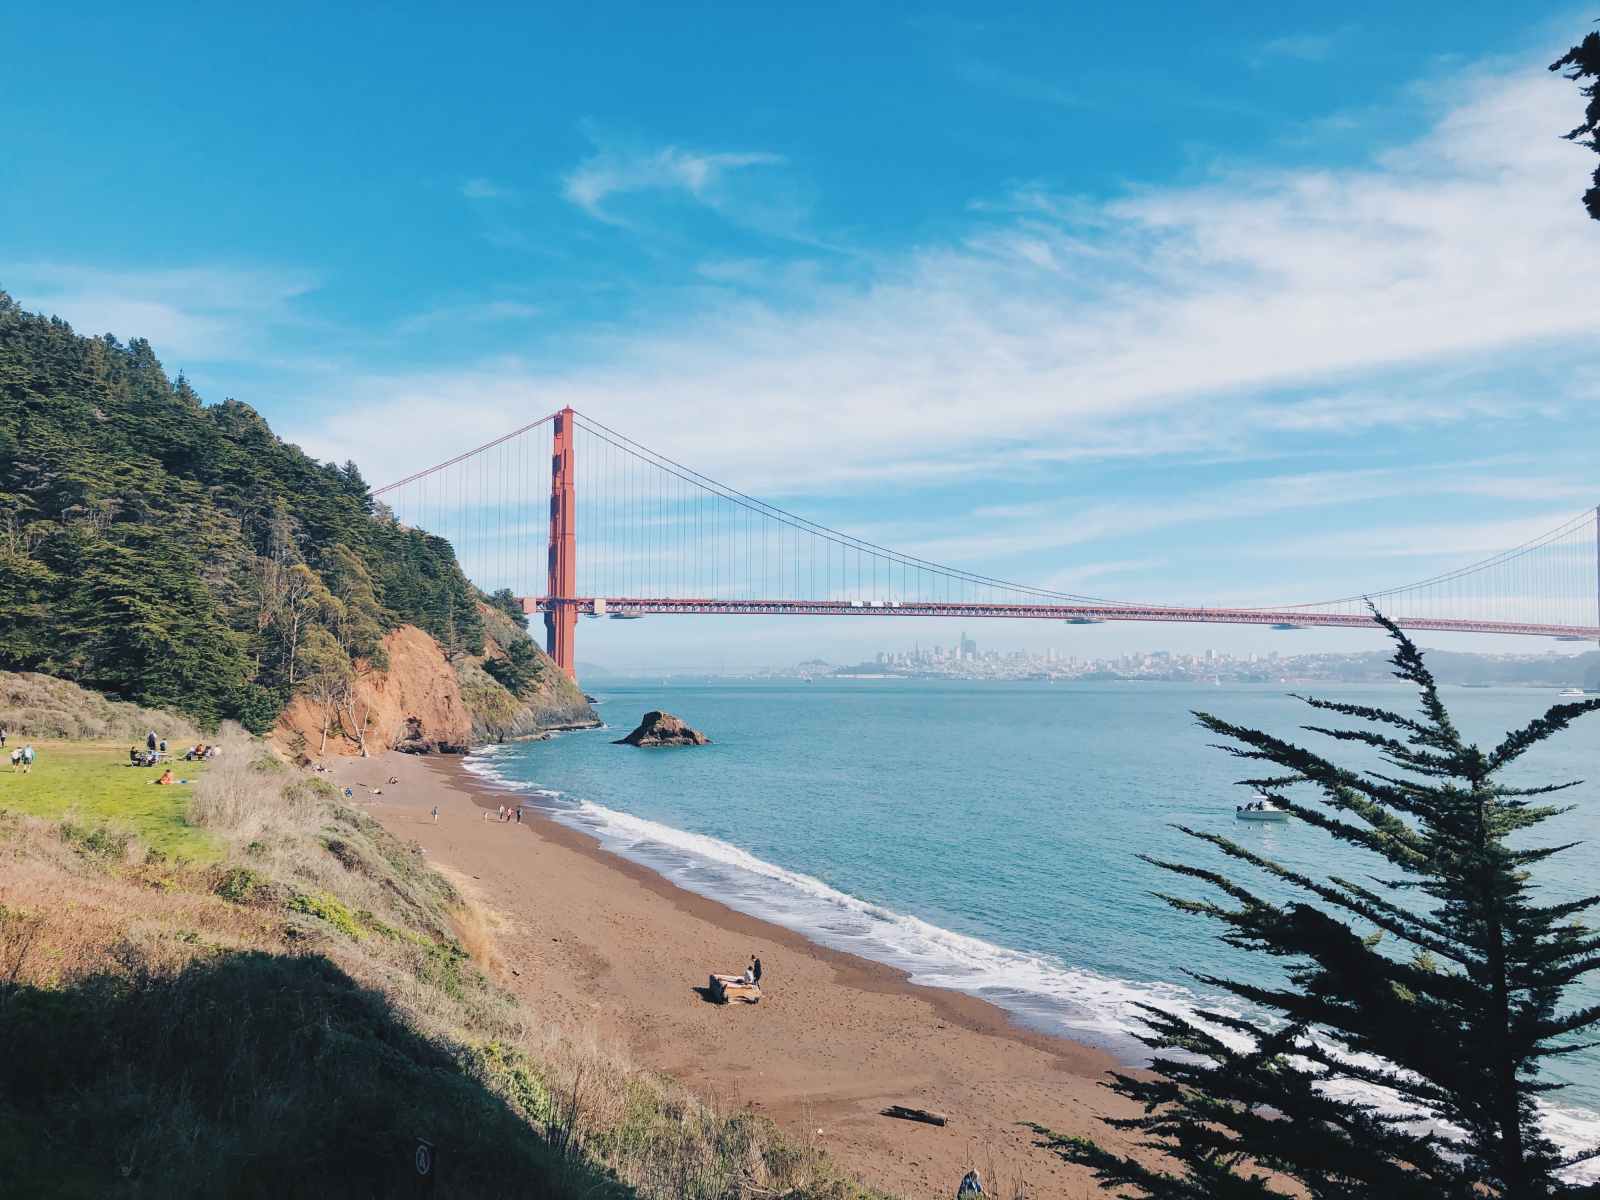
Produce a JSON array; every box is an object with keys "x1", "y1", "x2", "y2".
[{"x1": 467, "y1": 677, "x2": 1600, "y2": 1154}]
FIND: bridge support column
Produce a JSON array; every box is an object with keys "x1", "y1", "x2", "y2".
[{"x1": 546, "y1": 407, "x2": 577, "y2": 679}]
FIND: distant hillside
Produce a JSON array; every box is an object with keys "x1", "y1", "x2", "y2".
[{"x1": 0, "y1": 291, "x2": 589, "y2": 738}]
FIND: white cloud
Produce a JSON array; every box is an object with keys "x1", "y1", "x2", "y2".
[
  {"x1": 308, "y1": 58, "x2": 1599, "y2": 507},
  {"x1": 890, "y1": 463, "x2": 1554, "y2": 567},
  {"x1": 562, "y1": 142, "x2": 786, "y2": 225},
  {"x1": 1, "y1": 263, "x2": 318, "y2": 362}
]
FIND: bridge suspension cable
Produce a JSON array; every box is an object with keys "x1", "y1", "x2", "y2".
[{"x1": 370, "y1": 406, "x2": 1600, "y2": 671}]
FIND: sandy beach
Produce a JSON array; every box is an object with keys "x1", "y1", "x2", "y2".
[{"x1": 327, "y1": 748, "x2": 1154, "y2": 1198}]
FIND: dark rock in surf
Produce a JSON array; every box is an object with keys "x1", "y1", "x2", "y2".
[{"x1": 613, "y1": 711, "x2": 710, "y2": 747}]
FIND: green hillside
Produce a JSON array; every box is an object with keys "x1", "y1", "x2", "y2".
[{"x1": 0, "y1": 291, "x2": 487, "y2": 728}]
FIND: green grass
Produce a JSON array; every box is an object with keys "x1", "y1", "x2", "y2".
[{"x1": 0, "y1": 741, "x2": 217, "y2": 860}]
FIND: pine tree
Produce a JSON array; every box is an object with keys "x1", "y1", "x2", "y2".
[
  {"x1": 1552, "y1": 28, "x2": 1600, "y2": 221},
  {"x1": 1038, "y1": 614, "x2": 1600, "y2": 1199}
]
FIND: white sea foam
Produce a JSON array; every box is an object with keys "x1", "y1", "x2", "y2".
[{"x1": 459, "y1": 747, "x2": 1600, "y2": 1178}]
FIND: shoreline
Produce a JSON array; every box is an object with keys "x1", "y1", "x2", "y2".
[
  {"x1": 446, "y1": 750, "x2": 1120, "y2": 1069},
  {"x1": 331, "y1": 746, "x2": 1154, "y2": 1196}
]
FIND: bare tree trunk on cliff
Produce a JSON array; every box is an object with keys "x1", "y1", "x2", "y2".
[{"x1": 340, "y1": 688, "x2": 370, "y2": 758}]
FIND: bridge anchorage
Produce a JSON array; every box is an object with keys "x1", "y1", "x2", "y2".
[{"x1": 372, "y1": 406, "x2": 1600, "y2": 680}]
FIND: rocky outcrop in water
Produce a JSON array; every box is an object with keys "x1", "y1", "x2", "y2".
[{"x1": 613, "y1": 710, "x2": 709, "y2": 747}]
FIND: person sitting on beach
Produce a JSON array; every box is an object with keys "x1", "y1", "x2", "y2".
[{"x1": 154, "y1": 768, "x2": 174, "y2": 785}]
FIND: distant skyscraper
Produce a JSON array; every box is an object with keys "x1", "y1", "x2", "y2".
[{"x1": 960, "y1": 632, "x2": 978, "y2": 660}]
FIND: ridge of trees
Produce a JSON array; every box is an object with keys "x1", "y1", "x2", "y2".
[{"x1": 0, "y1": 291, "x2": 486, "y2": 729}]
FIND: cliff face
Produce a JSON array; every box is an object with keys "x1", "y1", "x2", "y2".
[
  {"x1": 276, "y1": 624, "x2": 472, "y2": 757},
  {"x1": 465, "y1": 603, "x2": 598, "y2": 741},
  {"x1": 275, "y1": 615, "x2": 598, "y2": 758}
]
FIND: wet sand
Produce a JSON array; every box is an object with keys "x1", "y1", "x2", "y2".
[{"x1": 329, "y1": 749, "x2": 1156, "y2": 1198}]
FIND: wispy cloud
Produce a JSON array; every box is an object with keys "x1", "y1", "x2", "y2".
[
  {"x1": 306, "y1": 59, "x2": 1600, "y2": 510},
  {"x1": 395, "y1": 299, "x2": 540, "y2": 335},
  {"x1": 461, "y1": 177, "x2": 516, "y2": 200},
  {"x1": 1, "y1": 262, "x2": 319, "y2": 362},
  {"x1": 562, "y1": 139, "x2": 788, "y2": 228},
  {"x1": 1253, "y1": 27, "x2": 1353, "y2": 65},
  {"x1": 955, "y1": 59, "x2": 1082, "y2": 108},
  {"x1": 895, "y1": 463, "x2": 1552, "y2": 567}
]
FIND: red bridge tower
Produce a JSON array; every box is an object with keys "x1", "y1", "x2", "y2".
[{"x1": 545, "y1": 407, "x2": 577, "y2": 678}]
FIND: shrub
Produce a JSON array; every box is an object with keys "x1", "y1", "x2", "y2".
[
  {"x1": 213, "y1": 866, "x2": 262, "y2": 904},
  {"x1": 287, "y1": 890, "x2": 365, "y2": 939},
  {"x1": 58, "y1": 820, "x2": 135, "y2": 861}
]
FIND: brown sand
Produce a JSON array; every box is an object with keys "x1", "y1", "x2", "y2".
[{"x1": 328, "y1": 750, "x2": 1155, "y2": 1198}]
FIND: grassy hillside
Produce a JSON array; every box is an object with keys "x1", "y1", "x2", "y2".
[
  {"x1": 0, "y1": 291, "x2": 484, "y2": 729},
  {"x1": 0, "y1": 741, "x2": 216, "y2": 860},
  {"x1": 0, "y1": 683, "x2": 876, "y2": 1198},
  {"x1": 1, "y1": 670, "x2": 203, "y2": 743}
]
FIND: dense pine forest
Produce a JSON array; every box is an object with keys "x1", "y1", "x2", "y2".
[{"x1": 0, "y1": 290, "x2": 490, "y2": 728}]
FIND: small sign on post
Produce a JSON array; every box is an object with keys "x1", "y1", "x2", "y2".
[{"x1": 414, "y1": 1137, "x2": 436, "y2": 1193}]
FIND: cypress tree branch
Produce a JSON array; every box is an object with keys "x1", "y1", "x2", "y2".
[{"x1": 1043, "y1": 612, "x2": 1600, "y2": 1197}]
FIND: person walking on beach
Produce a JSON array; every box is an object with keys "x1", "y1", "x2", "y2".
[
  {"x1": 431, "y1": 805, "x2": 439, "y2": 823},
  {"x1": 753, "y1": 954, "x2": 763, "y2": 987},
  {"x1": 515, "y1": 806, "x2": 522, "y2": 824}
]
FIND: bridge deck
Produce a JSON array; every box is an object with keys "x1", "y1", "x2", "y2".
[{"x1": 517, "y1": 597, "x2": 1600, "y2": 641}]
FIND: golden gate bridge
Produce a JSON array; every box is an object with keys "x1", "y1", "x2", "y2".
[{"x1": 372, "y1": 408, "x2": 1600, "y2": 678}]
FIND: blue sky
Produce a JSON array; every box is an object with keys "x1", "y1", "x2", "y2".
[{"x1": 5, "y1": 3, "x2": 1599, "y2": 669}]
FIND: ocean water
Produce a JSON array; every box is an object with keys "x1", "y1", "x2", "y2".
[{"x1": 465, "y1": 677, "x2": 1600, "y2": 1163}]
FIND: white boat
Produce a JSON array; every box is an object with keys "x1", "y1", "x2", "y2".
[
  {"x1": 1559, "y1": 688, "x2": 1586, "y2": 698},
  {"x1": 1236, "y1": 795, "x2": 1290, "y2": 821}
]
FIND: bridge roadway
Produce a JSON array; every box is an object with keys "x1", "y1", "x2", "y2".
[{"x1": 520, "y1": 597, "x2": 1600, "y2": 642}]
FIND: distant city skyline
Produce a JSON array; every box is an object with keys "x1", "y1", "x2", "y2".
[
  {"x1": 571, "y1": 616, "x2": 1597, "y2": 675},
  {"x1": 582, "y1": 632, "x2": 1596, "y2": 685}
]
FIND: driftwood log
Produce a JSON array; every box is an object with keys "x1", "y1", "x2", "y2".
[{"x1": 881, "y1": 1104, "x2": 948, "y2": 1127}]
